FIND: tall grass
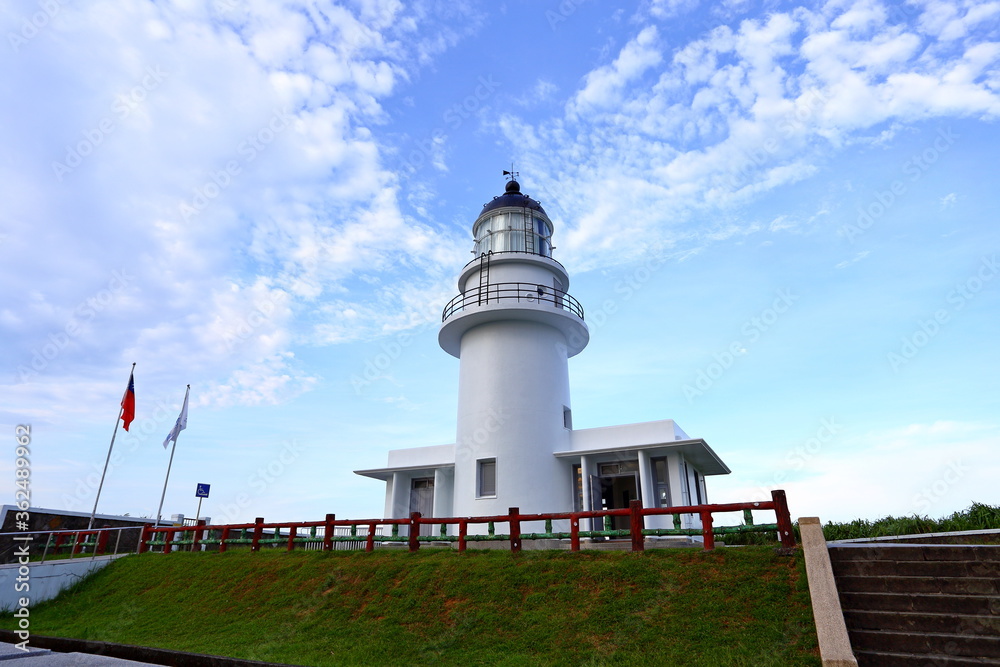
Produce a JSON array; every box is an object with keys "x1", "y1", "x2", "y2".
[
  {"x1": 822, "y1": 502, "x2": 1000, "y2": 541},
  {"x1": 722, "y1": 502, "x2": 1000, "y2": 545}
]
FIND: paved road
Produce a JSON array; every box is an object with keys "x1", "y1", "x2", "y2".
[{"x1": 0, "y1": 641, "x2": 157, "y2": 665}]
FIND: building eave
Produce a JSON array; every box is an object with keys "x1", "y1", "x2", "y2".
[
  {"x1": 354, "y1": 462, "x2": 456, "y2": 482},
  {"x1": 553, "y1": 438, "x2": 732, "y2": 476}
]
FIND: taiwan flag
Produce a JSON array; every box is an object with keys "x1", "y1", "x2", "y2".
[{"x1": 121, "y1": 371, "x2": 136, "y2": 431}]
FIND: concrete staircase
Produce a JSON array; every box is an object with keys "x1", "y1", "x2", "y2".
[{"x1": 829, "y1": 544, "x2": 1000, "y2": 666}]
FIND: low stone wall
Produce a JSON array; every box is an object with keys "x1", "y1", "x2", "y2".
[{"x1": 0, "y1": 554, "x2": 127, "y2": 610}]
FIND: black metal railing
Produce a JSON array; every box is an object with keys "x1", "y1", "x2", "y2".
[{"x1": 442, "y1": 282, "x2": 585, "y2": 322}]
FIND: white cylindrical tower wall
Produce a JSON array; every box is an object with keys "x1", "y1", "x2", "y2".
[{"x1": 451, "y1": 319, "x2": 574, "y2": 524}]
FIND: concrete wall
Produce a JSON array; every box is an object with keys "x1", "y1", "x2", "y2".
[
  {"x1": 0, "y1": 554, "x2": 127, "y2": 610},
  {"x1": 567, "y1": 420, "x2": 687, "y2": 451}
]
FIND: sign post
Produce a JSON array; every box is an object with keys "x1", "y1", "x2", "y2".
[{"x1": 194, "y1": 483, "x2": 210, "y2": 525}]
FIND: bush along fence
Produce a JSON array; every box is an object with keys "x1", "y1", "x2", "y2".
[{"x1": 32, "y1": 490, "x2": 794, "y2": 557}]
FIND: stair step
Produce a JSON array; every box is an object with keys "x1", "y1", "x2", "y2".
[
  {"x1": 832, "y1": 559, "x2": 1000, "y2": 578},
  {"x1": 855, "y1": 649, "x2": 1000, "y2": 666},
  {"x1": 840, "y1": 592, "x2": 1000, "y2": 615},
  {"x1": 837, "y1": 575, "x2": 1000, "y2": 595},
  {"x1": 829, "y1": 545, "x2": 1000, "y2": 563},
  {"x1": 845, "y1": 610, "x2": 1000, "y2": 636},
  {"x1": 850, "y1": 629, "x2": 1000, "y2": 658}
]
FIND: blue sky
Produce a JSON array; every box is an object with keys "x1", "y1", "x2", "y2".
[{"x1": 2, "y1": 0, "x2": 997, "y2": 526}]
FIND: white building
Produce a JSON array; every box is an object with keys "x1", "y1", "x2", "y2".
[{"x1": 356, "y1": 178, "x2": 730, "y2": 533}]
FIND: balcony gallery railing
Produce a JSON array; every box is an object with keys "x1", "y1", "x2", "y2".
[{"x1": 442, "y1": 282, "x2": 585, "y2": 322}]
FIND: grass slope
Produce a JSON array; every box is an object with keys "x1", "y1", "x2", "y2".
[{"x1": 4, "y1": 548, "x2": 819, "y2": 666}]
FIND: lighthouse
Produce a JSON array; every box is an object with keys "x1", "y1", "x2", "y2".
[
  {"x1": 356, "y1": 176, "x2": 731, "y2": 539},
  {"x1": 438, "y1": 177, "x2": 588, "y2": 521}
]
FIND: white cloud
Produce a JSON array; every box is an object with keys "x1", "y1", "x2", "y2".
[
  {"x1": 496, "y1": 2, "x2": 1000, "y2": 270},
  {"x1": 835, "y1": 249, "x2": 871, "y2": 268},
  {"x1": 0, "y1": 0, "x2": 479, "y2": 416},
  {"x1": 717, "y1": 420, "x2": 1000, "y2": 522},
  {"x1": 567, "y1": 26, "x2": 662, "y2": 118}
]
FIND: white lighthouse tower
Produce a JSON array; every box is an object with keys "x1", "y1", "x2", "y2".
[
  {"x1": 356, "y1": 176, "x2": 730, "y2": 540},
  {"x1": 438, "y1": 177, "x2": 588, "y2": 522}
]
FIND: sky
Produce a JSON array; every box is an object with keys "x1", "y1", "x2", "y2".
[{"x1": 1, "y1": 0, "x2": 998, "y2": 528}]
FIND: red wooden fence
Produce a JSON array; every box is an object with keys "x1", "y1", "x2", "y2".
[{"x1": 127, "y1": 489, "x2": 795, "y2": 554}]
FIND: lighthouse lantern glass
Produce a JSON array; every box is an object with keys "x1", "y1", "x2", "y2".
[{"x1": 473, "y1": 210, "x2": 552, "y2": 257}]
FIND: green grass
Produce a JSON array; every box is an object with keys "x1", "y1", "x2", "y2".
[
  {"x1": 1, "y1": 547, "x2": 819, "y2": 666},
  {"x1": 821, "y1": 502, "x2": 1000, "y2": 541}
]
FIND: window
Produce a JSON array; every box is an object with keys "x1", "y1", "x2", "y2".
[
  {"x1": 651, "y1": 457, "x2": 671, "y2": 508},
  {"x1": 563, "y1": 406, "x2": 572, "y2": 429},
  {"x1": 572, "y1": 464, "x2": 583, "y2": 512},
  {"x1": 599, "y1": 461, "x2": 638, "y2": 475},
  {"x1": 477, "y1": 458, "x2": 496, "y2": 497}
]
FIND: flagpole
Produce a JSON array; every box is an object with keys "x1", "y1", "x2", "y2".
[
  {"x1": 88, "y1": 362, "x2": 135, "y2": 531},
  {"x1": 156, "y1": 384, "x2": 189, "y2": 528},
  {"x1": 155, "y1": 436, "x2": 178, "y2": 528}
]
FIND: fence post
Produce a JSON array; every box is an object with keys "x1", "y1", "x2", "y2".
[
  {"x1": 324, "y1": 514, "x2": 335, "y2": 551},
  {"x1": 408, "y1": 512, "x2": 421, "y2": 552},
  {"x1": 629, "y1": 500, "x2": 645, "y2": 552},
  {"x1": 137, "y1": 525, "x2": 150, "y2": 554},
  {"x1": 771, "y1": 489, "x2": 796, "y2": 547},
  {"x1": 97, "y1": 526, "x2": 110, "y2": 555},
  {"x1": 365, "y1": 522, "x2": 376, "y2": 552},
  {"x1": 509, "y1": 507, "x2": 521, "y2": 553},
  {"x1": 286, "y1": 526, "x2": 297, "y2": 552},
  {"x1": 570, "y1": 514, "x2": 580, "y2": 552},
  {"x1": 163, "y1": 527, "x2": 174, "y2": 554},
  {"x1": 193, "y1": 520, "x2": 206, "y2": 552},
  {"x1": 700, "y1": 510, "x2": 715, "y2": 550},
  {"x1": 251, "y1": 517, "x2": 264, "y2": 552},
  {"x1": 458, "y1": 520, "x2": 467, "y2": 553},
  {"x1": 219, "y1": 526, "x2": 229, "y2": 553},
  {"x1": 71, "y1": 532, "x2": 83, "y2": 557}
]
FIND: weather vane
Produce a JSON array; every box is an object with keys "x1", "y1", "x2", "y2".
[{"x1": 502, "y1": 164, "x2": 518, "y2": 181}]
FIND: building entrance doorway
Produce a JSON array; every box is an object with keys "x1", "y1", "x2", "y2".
[
  {"x1": 409, "y1": 477, "x2": 434, "y2": 536},
  {"x1": 590, "y1": 461, "x2": 640, "y2": 532}
]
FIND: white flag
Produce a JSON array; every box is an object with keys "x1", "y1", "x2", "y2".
[{"x1": 163, "y1": 385, "x2": 189, "y2": 449}]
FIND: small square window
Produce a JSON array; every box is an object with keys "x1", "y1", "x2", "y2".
[
  {"x1": 478, "y1": 459, "x2": 496, "y2": 497},
  {"x1": 563, "y1": 406, "x2": 572, "y2": 429}
]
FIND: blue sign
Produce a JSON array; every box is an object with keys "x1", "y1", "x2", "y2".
[{"x1": 195, "y1": 483, "x2": 210, "y2": 498}]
